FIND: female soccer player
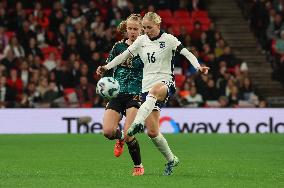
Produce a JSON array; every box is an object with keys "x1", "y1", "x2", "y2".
[
  {"x1": 101, "y1": 14, "x2": 144, "y2": 176},
  {"x1": 97, "y1": 12, "x2": 209, "y2": 175}
]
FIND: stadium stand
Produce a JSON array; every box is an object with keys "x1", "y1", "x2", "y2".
[
  {"x1": 235, "y1": 0, "x2": 284, "y2": 106},
  {"x1": 0, "y1": 0, "x2": 282, "y2": 108}
]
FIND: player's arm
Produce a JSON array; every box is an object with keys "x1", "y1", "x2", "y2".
[
  {"x1": 96, "y1": 36, "x2": 143, "y2": 76},
  {"x1": 102, "y1": 44, "x2": 117, "y2": 77},
  {"x1": 96, "y1": 50, "x2": 131, "y2": 76},
  {"x1": 177, "y1": 45, "x2": 209, "y2": 74},
  {"x1": 169, "y1": 34, "x2": 209, "y2": 74}
]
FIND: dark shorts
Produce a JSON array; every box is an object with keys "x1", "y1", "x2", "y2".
[
  {"x1": 105, "y1": 93, "x2": 142, "y2": 115},
  {"x1": 141, "y1": 80, "x2": 176, "y2": 111}
]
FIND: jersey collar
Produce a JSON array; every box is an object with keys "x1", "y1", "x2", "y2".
[{"x1": 149, "y1": 31, "x2": 164, "y2": 41}]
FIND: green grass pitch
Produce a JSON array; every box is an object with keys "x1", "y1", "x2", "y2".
[{"x1": 0, "y1": 134, "x2": 283, "y2": 188}]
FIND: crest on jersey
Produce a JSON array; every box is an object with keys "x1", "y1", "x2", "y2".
[{"x1": 159, "y1": 41, "x2": 165, "y2": 49}]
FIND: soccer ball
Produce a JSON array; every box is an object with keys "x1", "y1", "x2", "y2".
[{"x1": 96, "y1": 77, "x2": 120, "y2": 99}]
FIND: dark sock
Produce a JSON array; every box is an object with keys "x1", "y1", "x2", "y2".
[
  {"x1": 126, "y1": 137, "x2": 142, "y2": 166},
  {"x1": 109, "y1": 129, "x2": 122, "y2": 140}
]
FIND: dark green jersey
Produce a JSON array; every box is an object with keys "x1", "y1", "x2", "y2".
[{"x1": 106, "y1": 39, "x2": 143, "y2": 95}]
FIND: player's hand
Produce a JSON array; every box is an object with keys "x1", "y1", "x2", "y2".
[
  {"x1": 96, "y1": 66, "x2": 107, "y2": 76},
  {"x1": 198, "y1": 66, "x2": 210, "y2": 75}
]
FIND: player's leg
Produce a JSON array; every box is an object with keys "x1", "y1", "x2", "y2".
[
  {"x1": 103, "y1": 109, "x2": 122, "y2": 140},
  {"x1": 103, "y1": 108, "x2": 125, "y2": 157},
  {"x1": 127, "y1": 82, "x2": 168, "y2": 136},
  {"x1": 124, "y1": 106, "x2": 144, "y2": 176},
  {"x1": 145, "y1": 111, "x2": 179, "y2": 175}
]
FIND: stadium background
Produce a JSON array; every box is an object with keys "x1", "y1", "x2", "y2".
[{"x1": 0, "y1": 0, "x2": 283, "y2": 187}]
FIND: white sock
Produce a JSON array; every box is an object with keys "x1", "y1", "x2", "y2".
[
  {"x1": 134, "y1": 164, "x2": 143, "y2": 168},
  {"x1": 151, "y1": 133, "x2": 174, "y2": 162},
  {"x1": 134, "y1": 95, "x2": 157, "y2": 123}
]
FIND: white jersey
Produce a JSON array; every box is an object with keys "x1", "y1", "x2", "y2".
[{"x1": 128, "y1": 32, "x2": 181, "y2": 92}]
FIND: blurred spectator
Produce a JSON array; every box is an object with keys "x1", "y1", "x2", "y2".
[
  {"x1": 0, "y1": 5, "x2": 9, "y2": 28},
  {"x1": 25, "y1": 82, "x2": 41, "y2": 107},
  {"x1": 19, "y1": 60, "x2": 29, "y2": 88},
  {"x1": 0, "y1": 75, "x2": 16, "y2": 107},
  {"x1": 9, "y1": 1, "x2": 26, "y2": 31},
  {"x1": 75, "y1": 76, "x2": 96, "y2": 107},
  {"x1": 214, "y1": 38, "x2": 226, "y2": 58},
  {"x1": 205, "y1": 52, "x2": 218, "y2": 78},
  {"x1": 1, "y1": 49, "x2": 17, "y2": 72},
  {"x1": 6, "y1": 69, "x2": 23, "y2": 99},
  {"x1": 71, "y1": 6, "x2": 82, "y2": 25},
  {"x1": 16, "y1": 21, "x2": 36, "y2": 50},
  {"x1": 223, "y1": 78, "x2": 236, "y2": 97},
  {"x1": 218, "y1": 95, "x2": 229, "y2": 108},
  {"x1": 203, "y1": 79, "x2": 219, "y2": 101},
  {"x1": 0, "y1": 26, "x2": 9, "y2": 60},
  {"x1": 240, "y1": 77, "x2": 257, "y2": 100},
  {"x1": 87, "y1": 51, "x2": 102, "y2": 76},
  {"x1": 228, "y1": 86, "x2": 242, "y2": 107},
  {"x1": 183, "y1": 34, "x2": 192, "y2": 49},
  {"x1": 110, "y1": 10, "x2": 123, "y2": 27},
  {"x1": 275, "y1": 30, "x2": 284, "y2": 55},
  {"x1": 25, "y1": 38, "x2": 43, "y2": 59},
  {"x1": 49, "y1": 2, "x2": 65, "y2": 33},
  {"x1": 191, "y1": 21, "x2": 203, "y2": 48},
  {"x1": 33, "y1": 2, "x2": 43, "y2": 17},
  {"x1": 48, "y1": 70, "x2": 63, "y2": 95},
  {"x1": 43, "y1": 52, "x2": 57, "y2": 71},
  {"x1": 206, "y1": 22, "x2": 217, "y2": 49},
  {"x1": 266, "y1": 13, "x2": 284, "y2": 41},
  {"x1": 81, "y1": 39, "x2": 98, "y2": 62},
  {"x1": 250, "y1": 0, "x2": 270, "y2": 49},
  {"x1": 62, "y1": 33, "x2": 80, "y2": 60},
  {"x1": 258, "y1": 99, "x2": 268, "y2": 108},
  {"x1": 37, "y1": 77, "x2": 49, "y2": 99},
  {"x1": 79, "y1": 63, "x2": 94, "y2": 84},
  {"x1": 43, "y1": 81, "x2": 60, "y2": 103},
  {"x1": 195, "y1": 74, "x2": 209, "y2": 98},
  {"x1": 272, "y1": 30, "x2": 284, "y2": 83},
  {"x1": 4, "y1": 36, "x2": 25, "y2": 58},
  {"x1": 27, "y1": 13, "x2": 37, "y2": 32},
  {"x1": 56, "y1": 62, "x2": 75, "y2": 88},
  {"x1": 218, "y1": 46, "x2": 238, "y2": 71},
  {"x1": 35, "y1": 25, "x2": 48, "y2": 48},
  {"x1": 272, "y1": 0, "x2": 284, "y2": 14},
  {"x1": 184, "y1": 86, "x2": 203, "y2": 107},
  {"x1": 84, "y1": 1, "x2": 100, "y2": 24},
  {"x1": 54, "y1": 23, "x2": 68, "y2": 47}
]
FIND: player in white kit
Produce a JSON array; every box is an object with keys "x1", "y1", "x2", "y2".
[{"x1": 97, "y1": 12, "x2": 209, "y2": 175}]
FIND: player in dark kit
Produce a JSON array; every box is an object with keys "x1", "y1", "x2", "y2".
[{"x1": 100, "y1": 14, "x2": 144, "y2": 176}]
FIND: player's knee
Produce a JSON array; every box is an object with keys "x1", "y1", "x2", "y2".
[
  {"x1": 103, "y1": 129, "x2": 114, "y2": 140},
  {"x1": 147, "y1": 129, "x2": 159, "y2": 138},
  {"x1": 149, "y1": 85, "x2": 167, "y2": 101},
  {"x1": 148, "y1": 87, "x2": 159, "y2": 98}
]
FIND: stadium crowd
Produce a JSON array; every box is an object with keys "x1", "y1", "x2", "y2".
[
  {"x1": 0, "y1": 0, "x2": 265, "y2": 108},
  {"x1": 237, "y1": 0, "x2": 284, "y2": 87}
]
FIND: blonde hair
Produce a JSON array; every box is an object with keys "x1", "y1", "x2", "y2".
[
  {"x1": 117, "y1": 14, "x2": 142, "y2": 34},
  {"x1": 143, "y1": 12, "x2": 162, "y2": 25}
]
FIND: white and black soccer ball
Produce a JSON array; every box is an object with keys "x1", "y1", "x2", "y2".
[{"x1": 96, "y1": 77, "x2": 120, "y2": 99}]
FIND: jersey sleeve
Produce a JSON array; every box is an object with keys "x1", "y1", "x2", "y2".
[
  {"x1": 103, "y1": 44, "x2": 119, "y2": 77},
  {"x1": 127, "y1": 35, "x2": 144, "y2": 57},
  {"x1": 106, "y1": 43, "x2": 118, "y2": 64},
  {"x1": 167, "y1": 34, "x2": 182, "y2": 50}
]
